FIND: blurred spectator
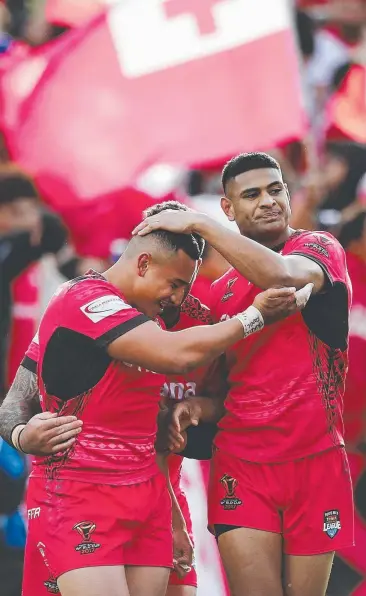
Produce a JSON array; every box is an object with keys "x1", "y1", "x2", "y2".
[
  {"x1": 0, "y1": 165, "x2": 105, "y2": 398},
  {"x1": 0, "y1": 438, "x2": 27, "y2": 596}
]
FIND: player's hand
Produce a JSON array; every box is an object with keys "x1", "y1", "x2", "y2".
[
  {"x1": 132, "y1": 209, "x2": 203, "y2": 236},
  {"x1": 253, "y1": 283, "x2": 314, "y2": 324},
  {"x1": 168, "y1": 400, "x2": 201, "y2": 451},
  {"x1": 19, "y1": 412, "x2": 83, "y2": 456},
  {"x1": 173, "y1": 527, "x2": 194, "y2": 579}
]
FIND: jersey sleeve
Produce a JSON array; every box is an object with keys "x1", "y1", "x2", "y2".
[
  {"x1": 287, "y1": 231, "x2": 348, "y2": 286},
  {"x1": 21, "y1": 333, "x2": 39, "y2": 374},
  {"x1": 62, "y1": 280, "x2": 150, "y2": 348}
]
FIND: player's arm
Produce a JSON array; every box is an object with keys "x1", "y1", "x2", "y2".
[
  {"x1": 0, "y1": 365, "x2": 82, "y2": 455},
  {"x1": 156, "y1": 453, "x2": 193, "y2": 578},
  {"x1": 108, "y1": 285, "x2": 312, "y2": 375},
  {"x1": 133, "y1": 212, "x2": 326, "y2": 292}
]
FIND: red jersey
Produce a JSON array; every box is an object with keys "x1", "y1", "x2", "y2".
[
  {"x1": 210, "y1": 231, "x2": 351, "y2": 463},
  {"x1": 163, "y1": 294, "x2": 224, "y2": 486},
  {"x1": 23, "y1": 271, "x2": 165, "y2": 485},
  {"x1": 343, "y1": 252, "x2": 366, "y2": 445}
]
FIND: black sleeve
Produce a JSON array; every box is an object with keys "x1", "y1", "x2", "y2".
[{"x1": 180, "y1": 423, "x2": 218, "y2": 460}]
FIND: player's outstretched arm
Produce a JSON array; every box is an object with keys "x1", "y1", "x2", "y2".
[
  {"x1": 0, "y1": 365, "x2": 82, "y2": 455},
  {"x1": 156, "y1": 453, "x2": 193, "y2": 578},
  {"x1": 108, "y1": 284, "x2": 313, "y2": 375},
  {"x1": 133, "y1": 211, "x2": 326, "y2": 293}
]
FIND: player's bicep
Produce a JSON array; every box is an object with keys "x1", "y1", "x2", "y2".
[
  {"x1": 107, "y1": 322, "x2": 183, "y2": 374},
  {"x1": 284, "y1": 254, "x2": 326, "y2": 293}
]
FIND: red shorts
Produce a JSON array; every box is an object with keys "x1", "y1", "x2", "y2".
[
  {"x1": 208, "y1": 447, "x2": 354, "y2": 555},
  {"x1": 22, "y1": 472, "x2": 173, "y2": 596},
  {"x1": 169, "y1": 484, "x2": 198, "y2": 588}
]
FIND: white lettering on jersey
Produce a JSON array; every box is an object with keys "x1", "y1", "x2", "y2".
[
  {"x1": 161, "y1": 381, "x2": 197, "y2": 401},
  {"x1": 108, "y1": 0, "x2": 291, "y2": 78},
  {"x1": 28, "y1": 507, "x2": 41, "y2": 520},
  {"x1": 80, "y1": 295, "x2": 131, "y2": 323}
]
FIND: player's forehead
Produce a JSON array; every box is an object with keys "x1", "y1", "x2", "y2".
[{"x1": 229, "y1": 168, "x2": 283, "y2": 195}]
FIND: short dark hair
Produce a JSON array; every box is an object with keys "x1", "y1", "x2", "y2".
[
  {"x1": 222, "y1": 152, "x2": 281, "y2": 194},
  {"x1": 143, "y1": 200, "x2": 205, "y2": 259},
  {"x1": 0, "y1": 167, "x2": 38, "y2": 206}
]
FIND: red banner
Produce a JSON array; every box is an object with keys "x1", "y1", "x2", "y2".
[{"x1": 0, "y1": 0, "x2": 305, "y2": 211}]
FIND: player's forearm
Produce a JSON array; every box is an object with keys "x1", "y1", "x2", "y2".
[
  {"x1": 156, "y1": 453, "x2": 186, "y2": 530},
  {"x1": 192, "y1": 216, "x2": 296, "y2": 289},
  {"x1": 0, "y1": 365, "x2": 40, "y2": 445},
  {"x1": 163, "y1": 318, "x2": 245, "y2": 374}
]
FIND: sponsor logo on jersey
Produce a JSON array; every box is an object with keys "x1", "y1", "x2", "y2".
[
  {"x1": 73, "y1": 521, "x2": 101, "y2": 554},
  {"x1": 303, "y1": 242, "x2": 329, "y2": 258},
  {"x1": 28, "y1": 507, "x2": 41, "y2": 520},
  {"x1": 220, "y1": 474, "x2": 242, "y2": 510},
  {"x1": 221, "y1": 277, "x2": 238, "y2": 302},
  {"x1": 80, "y1": 294, "x2": 131, "y2": 323},
  {"x1": 161, "y1": 381, "x2": 197, "y2": 401},
  {"x1": 323, "y1": 510, "x2": 341, "y2": 538}
]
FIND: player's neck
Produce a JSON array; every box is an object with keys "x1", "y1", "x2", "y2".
[
  {"x1": 103, "y1": 261, "x2": 135, "y2": 301},
  {"x1": 252, "y1": 226, "x2": 295, "y2": 250}
]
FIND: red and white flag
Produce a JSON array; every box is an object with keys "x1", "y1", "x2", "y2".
[
  {"x1": 46, "y1": 0, "x2": 110, "y2": 27},
  {"x1": 1, "y1": 0, "x2": 305, "y2": 209}
]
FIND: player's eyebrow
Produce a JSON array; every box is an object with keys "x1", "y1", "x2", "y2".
[{"x1": 240, "y1": 181, "x2": 283, "y2": 197}]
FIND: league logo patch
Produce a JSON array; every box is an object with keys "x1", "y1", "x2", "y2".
[
  {"x1": 73, "y1": 521, "x2": 101, "y2": 554},
  {"x1": 323, "y1": 510, "x2": 341, "y2": 538},
  {"x1": 221, "y1": 277, "x2": 238, "y2": 302},
  {"x1": 220, "y1": 474, "x2": 242, "y2": 510},
  {"x1": 44, "y1": 578, "x2": 59, "y2": 594}
]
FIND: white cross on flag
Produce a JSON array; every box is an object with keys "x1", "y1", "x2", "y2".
[{"x1": 0, "y1": 0, "x2": 305, "y2": 208}]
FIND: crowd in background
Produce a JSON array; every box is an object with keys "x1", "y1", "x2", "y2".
[{"x1": 1, "y1": 1, "x2": 366, "y2": 595}]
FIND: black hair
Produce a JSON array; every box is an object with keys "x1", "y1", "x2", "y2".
[
  {"x1": 338, "y1": 212, "x2": 366, "y2": 249},
  {"x1": 222, "y1": 152, "x2": 281, "y2": 194},
  {"x1": 0, "y1": 174, "x2": 38, "y2": 206},
  {"x1": 143, "y1": 200, "x2": 205, "y2": 259}
]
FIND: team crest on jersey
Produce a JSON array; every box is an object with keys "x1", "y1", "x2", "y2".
[
  {"x1": 73, "y1": 521, "x2": 101, "y2": 554},
  {"x1": 44, "y1": 578, "x2": 59, "y2": 594},
  {"x1": 323, "y1": 510, "x2": 341, "y2": 538},
  {"x1": 221, "y1": 277, "x2": 238, "y2": 302},
  {"x1": 220, "y1": 474, "x2": 242, "y2": 510}
]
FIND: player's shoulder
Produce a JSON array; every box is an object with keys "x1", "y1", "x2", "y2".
[
  {"x1": 285, "y1": 229, "x2": 344, "y2": 257},
  {"x1": 211, "y1": 267, "x2": 237, "y2": 293}
]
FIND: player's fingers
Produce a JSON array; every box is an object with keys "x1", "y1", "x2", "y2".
[
  {"x1": 267, "y1": 287, "x2": 296, "y2": 297},
  {"x1": 43, "y1": 416, "x2": 81, "y2": 430},
  {"x1": 295, "y1": 283, "x2": 314, "y2": 309},
  {"x1": 48, "y1": 427, "x2": 82, "y2": 446},
  {"x1": 35, "y1": 412, "x2": 58, "y2": 420},
  {"x1": 172, "y1": 411, "x2": 181, "y2": 433},
  {"x1": 51, "y1": 437, "x2": 76, "y2": 453},
  {"x1": 47, "y1": 420, "x2": 83, "y2": 437}
]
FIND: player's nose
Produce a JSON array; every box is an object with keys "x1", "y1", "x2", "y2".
[{"x1": 258, "y1": 192, "x2": 276, "y2": 208}]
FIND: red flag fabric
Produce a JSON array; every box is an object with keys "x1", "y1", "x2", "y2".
[
  {"x1": 1, "y1": 0, "x2": 305, "y2": 210},
  {"x1": 326, "y1": 64, "x2": 366, "y2": 143},
  {"x1": 46, "y1": 0, "x2": 109, "y2": 27}
]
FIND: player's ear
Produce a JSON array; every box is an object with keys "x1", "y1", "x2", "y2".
[
  {"x1": 284, "y1": 183, "x2": 292, "y2": 214},
  {"x1": 137, "y1": 253, "x2": 151, "y2": 277},
  {"x1": 221, "y1": 196, "x2": 235, "y2": 222}
]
